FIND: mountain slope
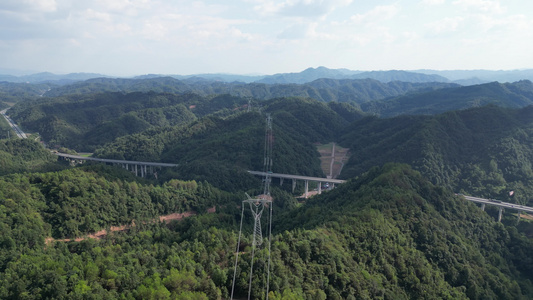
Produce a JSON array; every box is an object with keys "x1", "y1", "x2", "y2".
[
  {"x1": 352, "y1": 70, "x2": 449, "y2": 83},
  {"x1": 8, "y1": 92, "x2": 209, "y2": 151},
  {"x1": 2, "y1": 160, "x2": 532, "y2": 299},
  {"x1": 94, "y1": 98, "x2": 352, "y2": 191},
  {"x1": 272, "y1": 164, "x2": 533, "y2": 299},
  {"x1": 339, "y1": 105, "x2": 533, "y2": 204},
  {"x1": 43, "y1": 76, "x2": 457, "y2": 105},
  {"x1": 361, "y1": 80, "x2": 533, "y2": 117}
]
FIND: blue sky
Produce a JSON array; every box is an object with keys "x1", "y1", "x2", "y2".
[{"x1": 1, "y1": 0, "x2": 532, "y2": 76}]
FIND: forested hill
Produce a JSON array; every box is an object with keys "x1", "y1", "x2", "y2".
[
  {"x1": 0, "y1": 139, "x2": 60, "y2": 175},
  {"x1": 274, "y1": 164, "x2": 533, "y2": 299},
  {"x1": 361, "y1": 80, "x2": 533, "y2": 117},
  {"x1": 0, "y1": 82, "x2": 53, "y2": 105},
  {"x1": 35, "y1": 77, "x2": 533, "y2": 119},
  {"x1": 339, "y1": 105, "x2": 533, "y2": 205},
  {"x1": 93, "y1": 98, "x2": 357, "y2": 190},
  {"x1": 42, "y1": 76, "x2": 456, "y2": 105},
  {"x1": 7, "y1": 92, "x2": 210, "y2": 151}
]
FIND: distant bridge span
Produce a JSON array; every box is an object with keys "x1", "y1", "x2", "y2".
[
  {"x1": 247, "y1": 170, "x2": 346, "y2": 198},
  {"x1": 54, "y1": 153, "x2": 178, "y2": 178},
  {"x1": 53, "y1": 155, "x2": 347, "y2": 195},
  {"x1": 458, "y1": 194, "x2": 533, "y2": 222}
]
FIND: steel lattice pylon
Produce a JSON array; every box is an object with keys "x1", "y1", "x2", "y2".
[{"x1": 249, "y1": 201, "x2": 265, "y2": 246}]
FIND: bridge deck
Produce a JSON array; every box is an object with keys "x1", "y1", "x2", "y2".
[
  {"x1": 459, "y1": 194, "x2": 533, "y2": 214},
  {"x1": 247, "y1": 170, "x2": 346, "y2": 184},
  {"x1": 54, "y1": 153, "x2": 178, "y2": 167}
]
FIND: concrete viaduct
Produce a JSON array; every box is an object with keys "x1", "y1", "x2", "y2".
[
  {"x1": 458, "y1": 194, "x2": 533, "y2": 222},
  {"x1": 247, "y1": 170, "x2": 345, "y2": 198},
  {"x1": 54, "y1": 155, "x2": 346, "y2": 197},
  {"x1": 55, "y1": 153, "x2": 178, "y2": 178},
  {"x1": 51, "y1": 154, "x2": 533, "y2": 220}
]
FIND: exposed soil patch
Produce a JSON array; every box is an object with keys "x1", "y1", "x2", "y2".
[
  {"x1": 519, "y1": 212, "x2": 533, "y2": 221},
  {"x1": 45, "y1": 207, "x2": 215, "y2": 245},
  {"x1": 316, "y1": 142, "x2": 350, "y2": 179}
]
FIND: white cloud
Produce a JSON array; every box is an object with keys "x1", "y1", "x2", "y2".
[
  {"x1": 277, "y1": 23, "x2": 311, "y2": 39},
  {"x1": 0, "y1": 0, "x2": 58, "y2": 13},
  {"x1": 255, "y1": 0, "x2": 353, "y2": 18},
  {"x1": 83, "y1": 9, "x2": 112, "y2": 22},
  {"x1": 452, "y1": 0, "x2": 505, "y2": 14},
  {"x1": 28, "y1": 0, "x2": 58, "y2": 12},
  {"x1": 1, "y1": 0, "x2": 533, "y2": 74},
  {"x1": 425, "y1": 16, "x2": 464, "y2": 35},
  {"x1": 350, "y1": 4, "x2": 399, "y2": 25},
  {"x1": 420, "y1": 0, "x2": 445, "y2": 4}
]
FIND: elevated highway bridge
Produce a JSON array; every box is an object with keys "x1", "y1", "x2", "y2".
[
  {"x1": 55, "y1": 153, "x2": 178, "y2": 178},
  {"x1": 247, "y1": 170, "x2": 345, "y2": 198},
  {"x1": 458, "y1": 194, "x2": 533, "y2": 222}
]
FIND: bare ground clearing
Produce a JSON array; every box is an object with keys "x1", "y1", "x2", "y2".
[{"x1": 45, "y1": 207, "x2": 216, "y2": 245}]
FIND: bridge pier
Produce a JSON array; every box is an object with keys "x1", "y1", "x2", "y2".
[
  {"x1": 498, "y1": 207, "x2": 503, "y2": 222},
  {"x1": 292, "y1": 179, "x2": 296, "y2": 193},
  {"x1": 318, "y1": 182, "x2": 322, "y2": 194},
  {"x1": 481, "y1": 203, "x2": 485, "y2": 211},
  {"x1": 305, "y1": 180, "x2": 309, "y2": 198},
  {"x1": 280, "y1": 178, "x2": 284, "y2": 186}
]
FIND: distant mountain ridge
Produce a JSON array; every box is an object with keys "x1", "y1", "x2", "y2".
[
  {"x1": 43, "y1": 76, "x2": 458, "y2": 105},
  {"x1": 0, "y1": 72, "x2": 107, "y2": 84},
  {"x1": 256, "y1": 68, "x2": 449, "y2": 84},
  {"x1": 3, "y1": 67, "x2": 533, "y2": 85}
]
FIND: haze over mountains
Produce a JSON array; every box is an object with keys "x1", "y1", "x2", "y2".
[{"x1": 3, "y1": 67, "x2": 533, "y2": 85}]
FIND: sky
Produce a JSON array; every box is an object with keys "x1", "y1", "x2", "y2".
[{"x1": 1, "y1": 0, "x2": 533, "y2": 76}]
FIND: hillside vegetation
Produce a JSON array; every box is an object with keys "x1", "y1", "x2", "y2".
[
  {"x1": 8, "y1": 92, "x2": 250, "y2": 151},
  {"x1": 1, "y1": 163, "x2": 533, "y2": 299},
  {"x1": 3, "y1": 72, "x2": 533, "y2": 299},
  {"x1": 0, "y1": 139, "x2": 60, "y2": 175},
  {"x1": 94, "y1": 98, "x2": 356, "y2": 191},
  {"x1": 362, "y1": 80, "x2": 533, "y2": 117},
  {"x1": 43, "y1": 76, "x2": 456, "y2": 105},
  {"x1": 340, "y1": 105, "x2": 533, "y2": 206}
]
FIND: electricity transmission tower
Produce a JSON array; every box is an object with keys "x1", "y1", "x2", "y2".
[{"x1": 231, "y1": 114, "x2": 273, "y2": 300}]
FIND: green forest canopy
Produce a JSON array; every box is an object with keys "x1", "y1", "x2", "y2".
[{"x1": 2, "y1": 81, "x2": 533, "y2": 298}]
